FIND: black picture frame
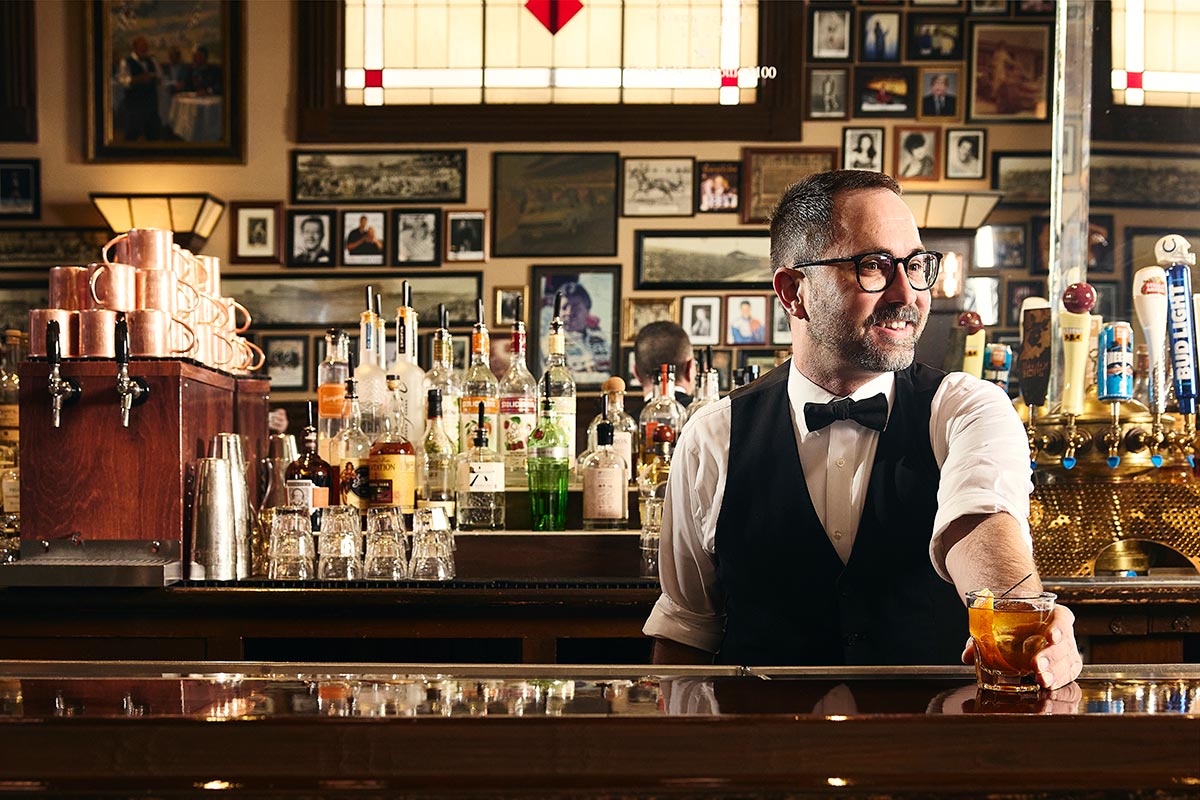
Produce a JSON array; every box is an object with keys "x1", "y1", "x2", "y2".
[
  {"x1": 261, "y1": 335, "x2": 310, "y2": 392},
  {"x1": 809, "y1": 7, "x2": 853, "y2": 60},
  {"x1": 1124, "y1": 227, "x2": 1200, "y2": 291},
  {"x1": 0, "y1": 228, "x2": 110, "y2": 269},
  {"x1": 86, "y1": 0, "x2": 245, "y2": 163},
  {"x1": 859, "y1": 10, "x2": 902, "y2": 62},
  {"x1": 1029, "y1": 214, "x2": 1116, "y2": 277},
  {"x1": 492, "y1": 152, "x2": 619, "y2": 257},
  {"x1": 621, "y1": 157, "x2": 696, "y2": 217},
  {"x1": 1092, "y1": 151, "x2": 1200, "y2": 209},
  {"x1": 807, "y1": 67, "x2": 849, "y2": 120},
  {"x1": 906, "y1": 13, "x2": 965, "y2": 61},
  {"x1": 944, "y1": 128, "x2": 985, "y2": 179},
  {"x1": 1004, "y1": 278, "x2": 1046, "y2": 328},
  {"x1": 445, "y1": 210, "x2": 488, "y2": 262},
  {"x1": 393, "y1": 208, "x2": 442, "y2": 267},
  {"x1": 228, "y1": 201, "x2": 282, "y2": 264},
  {"x1": 290, "y1": 149, "x2": 467, "y2": 204},
  {"x1": 0, "y1": 159, "x2": 39, "y2": 219},
  {"x1": 0, "y1": 3, "x2": 37, "y2": 142},
  {"x1": 340, "y1": 210, "x2": 387, "y2": 267},
  {"x1": 695, "y1": 161, "x2": 740, "y2": 214},
  {"x1": 968, "y1": 21, "x2": 1051, "y2": 122},
  {"x1": 990, "y1": 150, "x2": 1050, "y2": 207},
  {"x1": 635, "y1": 230, "x2": 772, "y2": 290},
  {"x1": 529, "y1": 265, "x2": 621, "y2": 388},
  {"x1": 976, "y1": 223, "x2": 1026, "y2": 270},
  {"x1": 843, "y1": 127, "x2": 885, "y2": 172},
  {"x1": 285, "y1": 209, "x2": 337, "y2": 268},
  {"x1": 681, "y1": 296, "x2": 722, "y2": 347},
  {"x1": 853, "y1": 66, "x2": 918, "y2": 118}
]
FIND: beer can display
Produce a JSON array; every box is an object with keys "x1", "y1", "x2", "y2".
[
  {"x1": 1098, "y1": 321, "x2": 1134, "y2": 402},
  {"x1": 983, "y1": 343, "x2": 1012, "y2": 392}
]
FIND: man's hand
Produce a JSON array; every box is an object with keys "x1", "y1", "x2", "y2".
[{"x1": 962, "y1": 604, "x2": 1082, "y2": 690}]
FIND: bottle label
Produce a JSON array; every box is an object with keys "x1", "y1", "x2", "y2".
[
  {"x1": 459, "y1": 395, "x2": 498, "y2": 452},
  {"x1": 335, "y1": 458, "x2": 372, "y2": 511},
  {"x1": 584, "y1": 466, "x2": 626, "y2": 519},
  {"x1": 530, "y1": 446, "x2": 569, "y2": 460},
  {"x1": 548, "y1": 331, "x2": 565, "y2": 356},
  {"x1": 472, "y1": 329, "x2": 489, "y2": 358},
  {"x1": 369, "y1": 453, "x2": 417, "y2": 513},
  {"x1": 500, "y1": 406, "x2": 535, "y2": 470},
  {"x1": 613, "y1": 431, "x2": 634, "y2": 482},
  {"x1": 285, "y1": 479, "x2": 329, "y2": 510},
  {"x1": 317, "y1": 384, "x2": 347, "y2": 419},
  {"x1": 550, "y1": 397, "x2": 577, "y2": 462},
  {"x1": 458, "y1": 460, "x2": 505, "y2": 493}
]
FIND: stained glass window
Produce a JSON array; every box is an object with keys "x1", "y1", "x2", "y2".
[{"x1": 1111, "y1": 0, "x2": 1200, "y2": 108}]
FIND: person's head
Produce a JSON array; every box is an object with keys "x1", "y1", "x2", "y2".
[
  {"x1": 956, "y1": 137, "x2": 979, "y2": 162},
  {"x1": 557, "y1": 282, "x2": 592, "y2": 332},
  {"x1": 358, "y1": 215, "x2": 369, "y2": 230},
  {"x1": 634, "y1": 321, "x2": 695, "y2": 392},
  {"x1": 300, "y1": 217, "x2": 325, "y2": 250},
  {"x1": 903, "y1": 132, "x2": 928, "y2": 157},
  {"x1": 929, "y1": 73, "x2": 949, "y2": 98},
  {"x1": 856, "y1": 133, "x2": 873, "y2": 152},
  {"x1": 739, "y1": 301, "x2": 753, "y2": 319},
  {"x1": 192, "y1": 45, "x2": 209, "y2": 66},
  {"x1": 770, "y1": 170, "x2": 931, "y2": 394},
  {"x1": 132, "y1": 36, "x2": 150, "y2": 57}
]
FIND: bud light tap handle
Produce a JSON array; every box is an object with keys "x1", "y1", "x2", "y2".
[{"x1": 1160, "y1": 235, "x2": 1199, "y2": 465}]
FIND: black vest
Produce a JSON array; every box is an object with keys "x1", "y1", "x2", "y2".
[{"x1": 714, "y1": 360, "x2": 965, "y2": 666}]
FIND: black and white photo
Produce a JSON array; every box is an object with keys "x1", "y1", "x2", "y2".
[
  {"x1": 945, "y1": 129, "x2": 985, "y2": 179},
  {"x1": 394, "y1": 208, "x2": 441, "y2": 266},
  {"x1": 291, "y1": 149, "x2": 467, "y2": 204},
  {"x1": 635, "y1": 231, "x2": 772, "y2": 290},
  {"x1": 286, "y1": 210, "x2": 335, "y2": 267},
  {"x1": 446, "y1": 210, "x2": 487, "y2": 262},
  {"x1": 810, "y1": 8, "x2": 851, "y2": 60},
  {"x1": 622, "y1": 157, "x2": 695, "y2": 217},
  {"x1": 0, "y1": 160, "x2": 39, "y2": 219},
  {"x1": 842, "y1": 127, "x2": 884, "y2": 172},
  {"x1": 681, "y1": 296, "x2": 721, "y2": 347},
  {"x1": 894, "y1": 126, "x2": 940, "y2": 180},
  {"x1": 808, "y1": 68, "x2": 848, "y2": 120},
  {"x1": 341, "y1": 210, "x2": 386, "y2": 266},
  {"x1": 262, "y1": 336, "x2": 309, "y2": 392},
  {"x1": 230, "y1": 202, "x2": 281, "y2": 264},
  {"x1": 0, "y1": 228, "x2": 108, "y2": 269},
  {"x1": 494, "y1": 286, "x2": 528, "y2": 326}
]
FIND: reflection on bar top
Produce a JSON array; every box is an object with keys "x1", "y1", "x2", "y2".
[{"x1": 0, "y1": 663, "x2": 1197, "y2": 719}]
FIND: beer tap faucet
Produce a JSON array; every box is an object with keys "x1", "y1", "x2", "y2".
[
  {"x1": 45, "y1": 320, "x2": 80, "y2": 429},
  {"x1": 1133, "y1": 265, "x2": 1170, "y2": 468},
  {"x1": 114, "y1": 314, "x2": 150, "y2": 428},
  {"x1": 1059, "y1": 283, "x2": 1095, "y2": 470},
  {"x1": 1161, "y1": 235, "x2": 1198, "y2": 467}
]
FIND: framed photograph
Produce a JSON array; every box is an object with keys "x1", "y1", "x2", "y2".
[
  {"x1": 228, "y1": 202, "x2": 281, "y2": 264},
  {"x1": 923, "y1": 230, "x2": 974, "y2": 296},
  {"x1": 635, "y1": 230, "x2": 772, "y2": 290},
  {"x1": 1124, "y1": 227, "x2": 1200, "y2": 287},
  {"x1": 945, "y1": 128, "x2": 986, "y2": 179},
  {"x1": 86, "y1": 0, "x2": 244, "y2": 163},
  {"x1": 291, "y1": 149, "x2": 466, "y2": 204},
  {"x1": 968, "y1": 23, "x2": 1051, "y2": 121},
  {"x1": 529, "y1": 265, "x2": 620, "y2": 388},
  {"x1": 681, "y1": 296, "x2": 722, "y2": 347},
  {"x1": 710, "y1": 348, "x2": 734, "y2": 392},
  {"x1": 894, "y1": 126, "x2": 940, "y2": 181},
  {"x1": 0, "y1": 282, "x2": 50, "y2": 330},
  {"x1": 0, "y1": 160, "x2": 39, "y2": 219},
  {"x1": 970, "y1": 0, "x2": 1009, "y2": 13},
  {"x1": 1004, "y1": 278, "x2": 1046, "y2": 328},
  {"x1": 622, "y1": 297, "x2": 680, "y2": 342},
  {"x1": 262, "y1": 335, "x2": 309, "y2": 392},
  {"x1": 843, "y1": 127, "x2": 885, "y2": 172},
  {"x1": 394, "y1": 208, "x2": 442, "y2": 267},
  {"x1": 696, "y1": 161, "x2": 740, "y2": 214},
  {"x1": 0, "y1": 228, "x2": 109, "y2": 269},
  {"x1": 975, "y1": 223, "x2": 1026, "y2": 270},
  {"x1": 1092, "y1": 151, "x2": 1200, "y2": 209},
  {"x1": 907, "y1": 14, "x2": 965, "y2": 60},
  {"x1": 725, "y1": 295, "x2": 769, "y2": 346},
  {"x1": 810, "y1": 8, "x2": 852, "y2": 60},
  {"x1": 742, "y1": 147, "x2": 838, "y2": 224},
  {"x1": 445, "y1": 210, "x2": 487, "y2": 262},
  {"x1": 739, "y1": 348, "x2": 781, "y2": 377},
  {"x1": 860, "y1": 11, "x2": 902, "y2": 62},
  {"x1": 807, "y1": 68, "x2": 849, "y2": 120},
  {"x1": 492, "y1": 151, "x2": 619, "y2": 257},
  {"x1": 962, "y1": 275, "x2": 1001, "y2": 327},
  {"x1": 622, "y1": 157, "x2": 695, "y2": 217},
  {"x1": 771, "y1": 298, "x2": 792, "y2": 346},
  {"x1": 622, "y1": 346, "x2": 641, "y2": 389},
  {"x1": 224, "y1": 272, "x2": 482, "y2": 329},
  {"x1": 853, "y1": 66, "x2": 918, "y2": 118},
  {"x1": 285, "y1": 209, "x2": 337, "y2": 267},
  {"x1": 917, "y1": 67, "x2": 962, "y2": 120},
  {"x1": 494, "y1": 286, "x2": 529, "y2": 326},
  {"x1": 340, "y1": 210, "x2": 387, "y2": 266},
  {"x1": 990, "y1": 151, "x2": 1050, "y2": 207},
  {"x1": 1014, "y1": 0, "x2": 1055, "y2": 15}
]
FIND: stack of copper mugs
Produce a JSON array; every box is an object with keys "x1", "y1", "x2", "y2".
[{"x1": 27, "y1": 227, "x2": 263, "y2": 372}]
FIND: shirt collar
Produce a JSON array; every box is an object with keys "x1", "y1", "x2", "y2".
[{"x1": 787, "y1": 364, "x2": 895, "y2": 437}]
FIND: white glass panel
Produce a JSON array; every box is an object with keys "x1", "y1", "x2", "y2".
[
  {"x1": 345, "y1": 2, "x2": 365, "y2": 69},
  {"x1": 364, "y1": 0, "x2": 384, "y2": 69},
  {"x1": 484, "y1": 2, "x2": 521, "y2": 68},
  {"x1": 431, "y1": 87, "x2": 483, "y2": 103},
  {"x1": 346, "y1": 69, "x2": 367, "y2": 90},
  {"x1": 415, "y1": 4, "x2": 450, "y2": 67},
  {"x1": 553, "y1": 87, "x2": 622, "y2": 103},
  {"x1": 487, "y1": 87, "x2": 554, "y2": 103},
  {"x1": 449, "y1": 2, "x2": 484, "y2": 68},
  {"x1": 383, "y1": 2, "x2": 416, "y2": 68},
  {"x1": 485, "y1": 68, "x2": 552, "y2": 88}
]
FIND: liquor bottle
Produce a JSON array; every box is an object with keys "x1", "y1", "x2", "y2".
[
  {"x1": 456, "y1": 401, "x2": 505, "y2": 530},
  {"x1": 585, "y1": 377, "x2": 638, "y2": 484},
  {"x1": 374, "y1": 292, "x2": 387, "y2": 369},
  {"x1": 389, "y1": 281, "x2": 426, "y2": 444},
  {"x1": 684, "y1": 347, "x2": 720, "y2": 427},
  {"x1": 0, "y1": 329, "x2": 21, "y2": 469},
  {"x1": 638, "y1": 363, "x2": 684, "y2": 467},
  {"x1": 329, "y1": 375, "x2": 373, "y2": 515},
  {"x1": 637, "y1": 424, "x2": 675, "y2": 575},
  {"x1": 539, "y1": 291, "x2": 577, "y2": 466},
  {"x1": 581, "y1": 402, "x2": 629, "y2": 530},
  {"x1": 459, "y1": 299, "x2": 499, "y2": 453},
  {"x1": 527, "y1": 374, "x2": 570, "y2": 531},
  {"x1": 499, "y1": 296, "x2": 537, "y2": 487},
  {"x1": 316, "y1": 328, "x2": 350, "y2": 465},
  {"x1": 285, "y1": 402, "x2": 336, "y2": 529},
  {"x1": 424, "y1": 304, "x2": 461, "y2": 454},
  {"x1": 369, "y1": 376, "x2": 418, "y2": 517},
  {"x1": 356, "y1": 286, "x2": 387, "y2": 441},
  {"x1": 417, "y1": 388, "x2": 456, "y2": 524}
]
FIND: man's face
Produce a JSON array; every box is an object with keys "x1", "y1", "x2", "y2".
[
  {"x1": 133, "y1": 37, "x2": 149, "y2": 57},
  {"x1": 931, "y1": 76, "x2": 947, "y2": 97},
  {"x1": 799, "y1": 189, "x2": 929, "y2": 378},
  {"x1": 560, "y1": 297, "x2": 589, "y2": 332},
  {"x1": 957, "y1": 139, "x2": 974, "y2": 161},
  {"x1": 358, "y1": 216, "x2": 368, "y2": 231},
  {"x1": 739, "y1": 302, "x2": 752, "y2": 319},
  {"x1": 300, "y1": 221, "x2": 323, "y2": 250}
]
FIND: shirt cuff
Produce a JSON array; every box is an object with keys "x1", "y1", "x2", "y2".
[
  {"x1": 930, "y1": 491, "x2": 1032, "y2": 582},
  {"x1": 643, "y1": 593, "x2": 726, "y2": 654}
]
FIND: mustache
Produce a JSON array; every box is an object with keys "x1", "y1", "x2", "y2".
[{"x1": 865, "y1": 306, "x2": 922, "y2": 326}]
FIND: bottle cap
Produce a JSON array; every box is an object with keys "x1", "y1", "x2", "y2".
[
  {"x1": 602, "y1": 376, "x2": 626, "y2": 394},
  {"x1": 473, "y1": 401, "x2": 488, "y2": 447},
  {"x1": 427, "y1": 388, "x2": 442, "y2": 417},
  {"x1": 597, "y1": 420, "x2": 614, "y2": 446}
]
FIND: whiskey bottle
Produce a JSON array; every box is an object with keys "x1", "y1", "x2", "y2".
[
  {"x1": 459, "y1": 299, "x2": 499, "y2": 452},
  {"x1": 456, "y1": 401, "x2": 506, "y2": 530},
  {"x1": 285, "y1": 403, "x2": 336, "y2": 529}
]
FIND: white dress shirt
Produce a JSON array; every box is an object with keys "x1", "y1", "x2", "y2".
[{"x1": 643, "y1": 363, "x2": 1033, "y2": 654}]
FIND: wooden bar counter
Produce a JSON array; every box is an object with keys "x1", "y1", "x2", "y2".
[{"x1": 0, "y1": 661, "x2": 1196, "y2": 798}]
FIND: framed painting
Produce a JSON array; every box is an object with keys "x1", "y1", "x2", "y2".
[
  {"x1": 635, "y1": 230, "x2": 772, "y2": 290},
  {"x1": 0, "y1": 160, "x2": 39, "y2": 219},
  {"x1": 843, "y1": 127, "x2": 885, "y2": 172},
  {"x1": 1004, "y1": 278, "x2": 1046, "y2": 328},
  {"x1": 262, "y1": 335, "x2": 309, "y2": 392},
  {"x1": 860, "y1": 10, "x2": 902, "y2": 62},
  {"x1": 917, "y1": 67, "x2": 962, "y2": 121},
  {"x1": 291, "y1": 149, "x2": 467, "y2": 204},
  {"x1": 906, "y1": 14, "x2": 965, "y2": 61},
  {"x1": 340, "y1": 210, "x2": 387, "y2": 267},
  {"x1": 726, "y1": 294, "x2": 770, "y2": 346},
  {"x1": 1092, "y1": 151, "x2": 1200, "y2": 209},
  {"x1": 285, "y1": 209, "x2": 337, "y2": 267},
  {"x1": 894, "y1": 126, "x2": 941, "y2": 181},
  {"x1": 710, "y1": 348, "x2": 734, "y2": 391},
  {"x1": 529, "y1": 265, "x2": 620, "y2": 388},
  {"x1": 807, "y1": 68, "x2": 849, "y2": 120},
  {"x1": 492, "y1": 151, "x2": 619, "y2": 257},
  {"x1": 968, "y1": 22, "x2": 1051, "y2": 122},
  {"x1": 622, "y1": 297, "x2": 679, "y2": 342},
  {"x1": 990, "y1": 151, "x2": 1050, "y2": 207},
  {"x1": 86, "y1": 0, "x2": 244, "y2": 162},
  {"x1": 229, "y1": 202, "x2": 282, "y2": 264},
  {"x1": 810, "y1": 7, "x2": 852, "y2": 60},
  {"x1": 695, "y1": 161, "x2": 740, "y2": 214},
  {"x1": 945, "y1": 128, "x2": 985, "y2": 179},
  {"x1": 1030, "y1": 214, "x2": 1115, "y2": 276},
  {"x1": 621, "y1": 346, "x2": 641, "y2": 390},
  {"x1": 741, "y1": 147, "x2": 838, "y2": 224},
  {"x1": 975, "y1": 223, "x2": 1026, "y2": 270},
  {"x1": 853, "y1": 66, "x2": 918, "y2": 118},
  {"x1": 445, "y1": 210, "x2": 487, "y2": 262},
  {"x1": 621, "y1": 157, "x2": 695, "y2": 217},
  {"x1": 0, "y1": 228, "x2": 110, "y2": 269},
  {"x1": 494, "y1": 285, "x2": 529, "y2": 326},
  {"x1": 1124, "y1": 227, "x2": 1200, "y2": 289},
  {"x1": 394, "y1": 208, "x2": 442, "y2": 267},
  {"x1": 682, "y1": 296, "x2": 722, "y2": 346}
]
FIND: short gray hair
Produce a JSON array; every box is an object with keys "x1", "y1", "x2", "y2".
[{"x1": 769, "y1": 170, "x2": 901, "y2": 271}]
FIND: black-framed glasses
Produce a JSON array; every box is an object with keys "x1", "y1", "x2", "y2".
[{"x1": 790, "y1": 250, "x2": 942, "y2": 293}]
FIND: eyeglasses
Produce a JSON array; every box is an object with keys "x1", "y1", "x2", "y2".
[{"x1": 790, "y1": 250, "x2": 942, "y2": 293}]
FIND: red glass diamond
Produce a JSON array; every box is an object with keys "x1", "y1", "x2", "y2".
[
  {"x1": 1126, "y1": 71, "x2": 1144, "y2": 89},
  {"x1": 525, "y1": 0, "x2": 583, "y2": 34},
  {"x1": 365, "y1": 69, "x2": 383, "y2": 88}
]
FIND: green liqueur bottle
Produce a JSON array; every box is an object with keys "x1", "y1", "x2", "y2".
[{"x1": 526, "y1": 373, "x2": 570, "y2": 531}]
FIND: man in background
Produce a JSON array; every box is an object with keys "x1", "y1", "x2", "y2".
[{"x1": 634, "y1": 321, "x2": 694, "y2": 407}]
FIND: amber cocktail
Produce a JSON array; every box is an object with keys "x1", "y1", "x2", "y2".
[{"x1": 966, "y1": 590, "x2": 1056, "y2": 693}]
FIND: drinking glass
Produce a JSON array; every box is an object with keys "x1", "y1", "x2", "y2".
[
  {"x1": 408, "y1": 507, "x2": 455, "y2": 581},
  {"x1": 318, "y1": 505, "x2": 362, "y2": 580},
  {"x1": 268, "y1": 506, "x2": 314, "y2": 580},
  {"x1": 966, "y1": 590, "x2": 1056, "y2": 693},
  {"x1": 364, "y1": 507, "x2": 408, "y2": 580}
]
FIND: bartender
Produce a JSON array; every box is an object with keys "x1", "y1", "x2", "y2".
[{"x1": 644, "y1": 170, "x2": 1082, "y2": 689}]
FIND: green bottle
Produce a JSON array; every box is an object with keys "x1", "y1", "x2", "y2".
[{"x1": 526, "y1": 373, "x2": 570, "y2": 531}]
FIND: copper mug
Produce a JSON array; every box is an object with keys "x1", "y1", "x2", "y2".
[
  {"x1": 88, "y1": 261, "x2": 138, "y2": 312},
  {"x1": 126, "y1": 309, "x2": 196, "y2": 357},
  {"x1": 137, "y1": 268, "x2": 199, "y2": 314},
  {"x1": 79, "y1": 309, "x2": 119, "y2": 358},
  {"x1": 220, "y1": 296, "x2": 252, "y2": 334},
  {"x1": 28, "y1": 309, "x2": 79, "y2": 357},
  {"x1": 229, "y1": 336, "x2": 265, "y2": 372},
  {"x1": 103, "y1": 228, "x2": 175, "y2": 270},
  {"x1": 48, "y1": 267, "x2": 91, "y2": 311},
  {"x1": 197, "y1": 254, "x2": 221, "y2": 296},
  {"x1": 193, "y1": 322, "x2": 236, "y2": 367}
]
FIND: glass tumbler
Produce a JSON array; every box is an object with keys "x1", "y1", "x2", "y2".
[
  {"x1": 267, "y1": 506, "x2": 315, "y2": 580},
  {"x1": 408, "y1": 507, "x2": 455, "y2": 581},
  {"x1": 364, "y1": 506, "x2": 408, "y2": 580},
  {"x1": 318, "y1": 505, "x2": 363, "y2": 580}
]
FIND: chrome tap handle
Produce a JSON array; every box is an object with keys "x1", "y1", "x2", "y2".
[
  {"x1": 114, "y1": 315, "x2": 149, "y2": 428},
  {"x1": 1104, "y1": 403, "x2": 1123, "y2": 468},
  {"x1": 45, "y1": 319, "x2": 79, "y2": 429}
]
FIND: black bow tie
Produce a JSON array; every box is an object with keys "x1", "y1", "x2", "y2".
[{"x1": 803, "y1": 393, "x2": 888, "y2": 432}]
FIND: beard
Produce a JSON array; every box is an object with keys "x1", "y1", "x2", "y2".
[{"x1": 805, "y1": 280, "x2": 927, "y2": 373}]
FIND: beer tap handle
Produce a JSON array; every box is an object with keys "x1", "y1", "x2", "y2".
[
  {"x1": 45, "y1": 319, "x2": 79, "y2": 429},
  {"x1": 1059, "y1": 284, "x2": 1095, "y2": 470},
  {"x1": 1162, "y1": 237, "x2": 1198, "y2": 466},
  {"x1": 114, "y1": 314, "x2": 149, "y2": 428}
]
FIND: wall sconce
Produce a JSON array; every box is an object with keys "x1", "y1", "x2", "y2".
[
  {"x1": 900, "y1": 191, "x2": 1004, "y2": 230},
  {"x1": 90, "y1": 193, "x2": 226, "y2": 253}
]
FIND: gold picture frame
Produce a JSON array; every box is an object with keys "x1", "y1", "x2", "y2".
[
  {"x1": 622, "y1": 297, "x2": 679, "y2": 342},
  {"x1": 494, "y1": 285, "x2": 529, "y2": 327}
]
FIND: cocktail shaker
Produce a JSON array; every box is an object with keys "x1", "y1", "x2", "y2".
[
  {"x1": 209, "y1": 433, "x2": 251, "y2": 580},
  {"x1": 190, "y1": 457, "x2": 237, "y2": 581}
]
